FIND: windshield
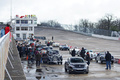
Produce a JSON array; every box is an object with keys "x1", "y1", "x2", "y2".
[{"x1": 70, "y1": 58, "x2": 84, "y2": 63}]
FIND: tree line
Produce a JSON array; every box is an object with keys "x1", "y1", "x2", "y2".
[
  {"x1": 74, "y1": 14, "x2": 120, "y2": 31},
  {"x1": 38, "y1": 14, "x2": 120, "y2": 31}
]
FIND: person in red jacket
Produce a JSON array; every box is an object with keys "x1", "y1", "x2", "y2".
[{"x1": 5, "y1": 24, "x2": 10, "y2": 34}]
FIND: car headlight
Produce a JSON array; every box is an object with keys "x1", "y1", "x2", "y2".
[{"x1": 85, "y1": 64, "x2": 88, "y2": 68}]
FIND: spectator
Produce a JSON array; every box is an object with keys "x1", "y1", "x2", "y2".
[
  {"x1": 19, "y1": 44, "x2": 22, "y2": 58},
  {"x1": 35, "y1": 51, "x2": 42, "y2": 67},
  {"x1": 5, "y1": 24, "x2": 10, "y2": 34},
  {"x1": 86, "y1": 51, "x2": 90, "y2": 65},
  {"x1": 1, "y1": 27, "x2": 5, "y2": 37},
  {"x1": 22, "y1": 44, "x2": 25, "y2": 57},
  {"x1": 105, "y1": 51, "x2": 111, "y2": 70},
  {"x1": 71, "y1": 49, "x2": 76, "y2": 57},
  {"x1": 80, "y1": 47, "x2": 86, "y2": 59}
]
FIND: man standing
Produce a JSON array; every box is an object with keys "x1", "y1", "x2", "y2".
[
  {"x1": 105, "y1": 51, "x2": 111, "y2": 70},
  {"x1": 71, "y1": 49, "x2": 76, "y2": 57},
  {"x1": 80, "y1": 47, "x2": 86, "y2": 59},
  {"x1": 5, "y1": 24, "x2": 10, "y2": 34},
  {"x1": 86, "y1": 51, "x2": 90, "y2": 65}
]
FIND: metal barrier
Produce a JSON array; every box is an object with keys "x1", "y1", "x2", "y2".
[{"x1": 0, "y1": 32, "x2": 13, "y2": 80}]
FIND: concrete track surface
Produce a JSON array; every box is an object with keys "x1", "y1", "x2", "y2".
[{"x1": 22, "y1": 27, "x2": 120, "y2": 80}]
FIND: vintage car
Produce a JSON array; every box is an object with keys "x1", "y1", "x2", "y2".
[
  {"x1": 64, "y1": 57, "x2": 89, "y2": 74},
  {"x1": 77, "y1": 49, "x2": 96, "y2": 60},
  {"x1": 42, "y1": 50, "x2": 63, "y2": 64},
  {"x1": 45, "y1": 40, "x2": 54, "y2": 46},
  {"x1": 95, "y1": 52, "x2": 114, "y2": 64},
  {"x1": 41, "y1": 46, "x2": 53, "y2": 54},
  {"x1": 34, "y1": 36, "x2": 46, "y2": 40},
  {"x1": 52, "y1": 42, "x2": 60, "y2": 47},
  {"x1": 84, "y1": 50, "x2": 96, "y2": 60},
  {"x1": 59, "y1": 44, "x2": 70, "y2": 51}
]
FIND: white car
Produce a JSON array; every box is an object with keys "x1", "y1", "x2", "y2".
[
  {"x1": 52, "y1": 42, "x2": 60, "y2": 47},
  {"x1": 85, "y1": 50, "x2": 96, "y2": 60}
]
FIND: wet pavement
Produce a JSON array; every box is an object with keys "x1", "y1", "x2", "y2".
[
  {"x1": 22, "y1": 27, "x2": 120, "y2": 80},
  {"x1": 22, "y1": 49, "x2": 120, "y2": 80}
]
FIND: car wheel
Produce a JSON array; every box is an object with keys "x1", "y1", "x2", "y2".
[
  {"x1": 111, "y1": 61, "x2": 114, "y2": 64},
  {"x1": 61, "y1": 62, "x2": 62, "y2": 65},
  {"x1": 68, "y1": 70, "x2": 72, "y2": 74},
  {"x1": 101, "y1": 61, "x2": 103, "y2": 64},
  {"x1": 96, "y1": 60, "x2": 98, "y2": 63},
  {"x1": 57, "y1": 62, "x2": 59, "y2": 65},
  {"x1": 85, "y1": 67, "x2": 89, "y2": 74},
  {"x1": 48, "y1": 62, "x2": 51, "y2": 64}
]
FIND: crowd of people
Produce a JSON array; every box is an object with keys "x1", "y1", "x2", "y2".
[
  {"x1": 0, "y1": 23, "x2": 11, "y2": 37},
  {"x1": 16, "y1": 39, "x2": 43, "y2": 67}
]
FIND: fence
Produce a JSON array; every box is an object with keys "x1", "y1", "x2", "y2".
[
  {"x1": 0, "y1": 32, "x2": 12, "y2": 80},
  {"x1": 61, "y1": 25, "x2": 120, "y2": 38}
]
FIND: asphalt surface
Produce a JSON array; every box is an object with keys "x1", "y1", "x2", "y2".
[{"x1": 22, "y1": 27, "x2": 120, "y2": 80}]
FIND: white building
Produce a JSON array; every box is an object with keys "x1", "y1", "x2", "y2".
[{"x1": 12, "y1": 15, "x2": 37, "y2": 40}]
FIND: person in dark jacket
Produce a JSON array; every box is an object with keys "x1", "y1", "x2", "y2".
[
  {"x1": 86, "y1": 51, "x2": 90, "y2": 65},
  {"x1": 19, "y1": 44, "x2": 22, "y2": 58},
  {"x1": 105, "y1": 51, "x2": 111, "y2": 70},
  {"x1": 71, "y1": 49, "x2": 76, "y2": 57},
  {"x1": 35, "y1": 51, "x2": 42, "y2": 66},
  {"x1": 80, "y1": 47, "x2": 85, "y2": 59}
]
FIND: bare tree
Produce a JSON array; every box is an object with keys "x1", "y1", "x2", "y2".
[{"x1": 104, "y1": 14, "x2": 114, "y2": 30}]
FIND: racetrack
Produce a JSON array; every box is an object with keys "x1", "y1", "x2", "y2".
[
  {"x1": 35, "y1": 27, "x2": 120, "y2": 59},
  {"x1": 22, "y1": 27, "x2": 120, "y2": 80}
]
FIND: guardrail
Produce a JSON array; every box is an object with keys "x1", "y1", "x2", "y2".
[{"x1": 0, "y1": 32, "x2": 13, "y2": 80}]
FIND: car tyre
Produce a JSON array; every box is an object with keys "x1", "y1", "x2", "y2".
[
  {"x1": 111, "y1": 61, "x2": 114, "y2": 64},
  {"x1": 68, "y1": 70, "x2": 72, "y2": 74},
  {"x1": 85, "y1": 67, "x2": 89, "y2": 74},
  {"x1": 101, "y1": 61, "x2": 103, "y2": 64},
  {"x1": 96, "y1": 60, "x2": 98, "y2": 63}
]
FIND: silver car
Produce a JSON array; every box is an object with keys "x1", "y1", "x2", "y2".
[{"x1": 64, "y1": 57, "x2": 89, "y2": 74}]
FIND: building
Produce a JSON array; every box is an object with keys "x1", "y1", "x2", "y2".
[{"x1": 12, "y1": 15, "x2": 37, "y2": 40}]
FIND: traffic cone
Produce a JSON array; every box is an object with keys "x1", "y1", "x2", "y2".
[{"x1": 118, "y1": 59, "x2": 120, "y2": 64}]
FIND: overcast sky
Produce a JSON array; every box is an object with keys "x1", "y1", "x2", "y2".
[{"x1": 0, "y1": 0, "x2": 120, "y2": 24}]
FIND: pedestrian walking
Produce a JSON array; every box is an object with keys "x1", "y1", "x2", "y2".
[
  {"x1": 1, "y1": 27, "x2": 5, "y2": 37},
  {"x1": 5, "y1": 23, "x2": 10, "y2": 34},
  {"x1": 80, "y1": 47, "x2": 86, "y2": 59},
  {"x1": 105, "y1": 51, "x2": 111, "y2": 70},
  {"x1": 86, "y1": 51, "x2": 90, "y2": 65},
  {"x1": 71, "y1": 49, "x2": 76, "y2": 57}
]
